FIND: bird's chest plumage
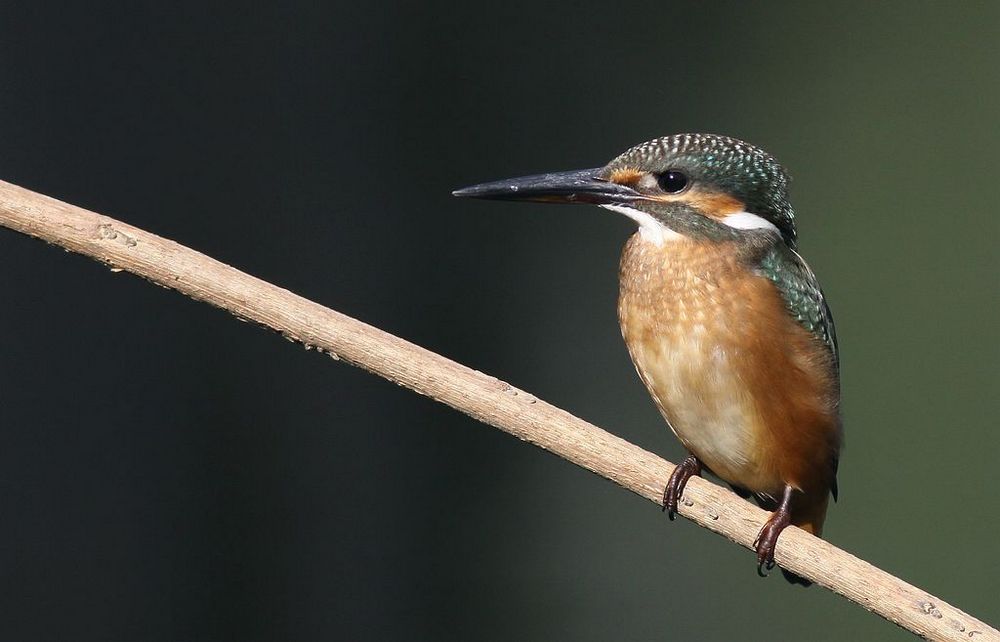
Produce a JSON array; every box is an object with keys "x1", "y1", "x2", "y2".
[{"x1": 617, "y1": 233, "x2": 837, "y2": 496}]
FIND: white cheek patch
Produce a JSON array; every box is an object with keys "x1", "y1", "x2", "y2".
[
  {"x1": 600, "y1": 204, "x2": 684, "y2": 246},
  {"x1": 721, "y1": 211, "x2": 780, "y2": 234}
]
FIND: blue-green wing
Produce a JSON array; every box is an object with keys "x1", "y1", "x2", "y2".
[
  {"x1": 757, "y1": 243, "x2": 841, "y2": 499},
  {"x1": 757, "y1": 244, "x2": 839, "y2": 370}
]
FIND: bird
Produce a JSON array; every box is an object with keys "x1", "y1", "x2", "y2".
[{"x1": 453, "y1": 133, "x2": 841, "y2": 585}]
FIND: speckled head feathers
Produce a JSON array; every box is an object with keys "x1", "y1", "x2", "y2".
[{"x1": 606, "y1": 134, "x2": 797, "y2": 247}]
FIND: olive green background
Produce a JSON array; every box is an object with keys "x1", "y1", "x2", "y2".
[{"x1": 0, "y1": 2, "x2": 996, "y2": 640}]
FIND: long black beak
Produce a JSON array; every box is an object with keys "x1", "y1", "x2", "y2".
[{"x1": 452, "y1": 168, "x2": 640, "y2": 205}]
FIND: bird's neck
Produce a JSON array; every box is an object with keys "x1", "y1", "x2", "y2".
[{"x1": 618, "y1": 231, "x2": 753, "y2": 299}]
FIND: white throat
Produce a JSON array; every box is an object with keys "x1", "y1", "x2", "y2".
[
  {"x1": 600, "y1": 204, "x2": 683, "y2": 246},
  {"x1": 601, "y1": 205, "x2": 781, "y2": 246}
]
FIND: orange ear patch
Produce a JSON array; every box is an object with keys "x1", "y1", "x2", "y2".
[
  {"x1": 686, "y1": 191, "x2": 746, "y2": 218},
  {"x1": 648, "y1": 188, "x2": 746, "y2": 219}
]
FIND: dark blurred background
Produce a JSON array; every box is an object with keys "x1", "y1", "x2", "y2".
[{"x1": 0, "y1": 2, "x2": 996, "y2": 640}]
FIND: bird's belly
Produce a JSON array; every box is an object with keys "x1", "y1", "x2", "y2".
[
  {"x1": 627, "y1": 335, "x2": 780, "y2": 494},
  {"x1": 617, "y1": 233, "x2": 840, "y2": 501},
  {"x1": 616, "y1": 233, "x2": 793, "y2": 496}
]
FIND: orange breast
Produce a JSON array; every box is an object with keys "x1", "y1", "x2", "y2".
[{"x1": 618, "y1": 233, "x2": 840, "y2": 501}]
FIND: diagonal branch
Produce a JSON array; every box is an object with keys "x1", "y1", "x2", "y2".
[{"x1": 0, "y1": 179, "x2": 994, "y2": 642}]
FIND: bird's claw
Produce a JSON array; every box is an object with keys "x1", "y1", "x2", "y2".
[
  {"x1": 662, "y1": 455, "x2": 702, "y2": 520},
  {"x1": 756, "y1": 559, "x2": 776, "y2": 577},
  {"x1": 753, "y1": 492, "x2": 792, "y2": 579}
]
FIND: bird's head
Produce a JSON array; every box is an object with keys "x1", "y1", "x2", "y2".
[{"x1": 453, "y1": 133, "x2": 797, "y2": 248}]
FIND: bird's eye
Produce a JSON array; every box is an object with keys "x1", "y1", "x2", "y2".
[{"x1": 657, "y1": 170, "x2": 689, "y2": 194}]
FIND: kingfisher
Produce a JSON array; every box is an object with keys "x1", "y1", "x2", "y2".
[{"x1": 453, "y1": 134, "x2": 841, "y2": 585}]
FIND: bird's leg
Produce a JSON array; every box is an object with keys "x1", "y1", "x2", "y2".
[
  {"x1": 753, "y1": 485, "x2": 795, "y2": 577},
  {"x1": 662, "y1": 454, "x2": 702, "y2": 520}
]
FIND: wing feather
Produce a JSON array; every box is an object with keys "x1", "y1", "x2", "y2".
[{"x1": 756, "y1": 243, "x2": 841, "y2": 500}]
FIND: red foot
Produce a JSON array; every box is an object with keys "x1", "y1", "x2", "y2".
[
  {"x1": 662, "y1": 455, "x2": 702, "y2": 520},
  {"x1": 753, "y1": 486, "x2": 794, "y2": 576}
]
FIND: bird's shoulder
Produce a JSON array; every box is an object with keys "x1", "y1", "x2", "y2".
[{"x1": 752, "y1": 241, "x2": 839, "y2": 368}]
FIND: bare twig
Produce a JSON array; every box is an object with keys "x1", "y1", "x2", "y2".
[{"x1": 0, "y1": 179, "x2": 994, "y2": 641}]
